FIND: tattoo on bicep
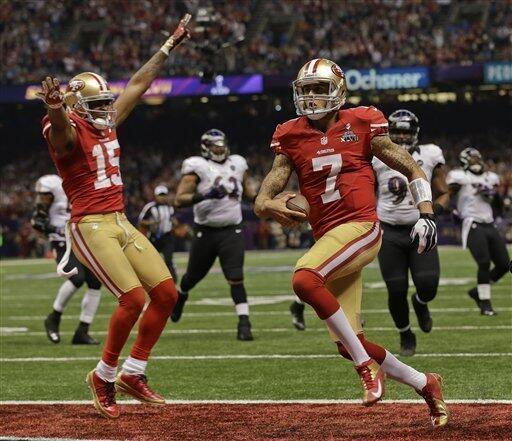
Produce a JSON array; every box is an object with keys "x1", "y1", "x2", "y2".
[{"x1": 372, "y1": 136, "x2": 419, "y2": 178}]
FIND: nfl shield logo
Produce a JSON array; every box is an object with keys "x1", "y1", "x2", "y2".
[{"x1": 321, "y1": 136, "x2": 328, "y2": 145}]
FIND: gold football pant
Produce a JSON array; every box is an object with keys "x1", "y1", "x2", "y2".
[
  {"x1": 295, "y1": 221, "x2": 382, "y2": 337},
  {"x1": 70, "y1": 212, "x2": 172, "y2": 297}
]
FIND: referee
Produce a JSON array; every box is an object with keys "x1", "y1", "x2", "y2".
[{"x1": 138, "y1": 185, "x2": 178, "y2": 281}]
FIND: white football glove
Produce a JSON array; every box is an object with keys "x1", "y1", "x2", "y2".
[{"x1": 410, "y1": 213, "x2": 437, "y2": 254}]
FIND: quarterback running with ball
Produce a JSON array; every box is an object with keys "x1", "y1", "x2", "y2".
[
  {"x1": 255, "y1": 59, "x2": 448, "y2": 427},
  {"x1": 38, "y1": 15, "x2": 191, "y2": 419}
]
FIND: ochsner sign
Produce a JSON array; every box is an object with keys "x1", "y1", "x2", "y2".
[{"x1": 345, "y1": 67, "x2": 429, "y2": 91}]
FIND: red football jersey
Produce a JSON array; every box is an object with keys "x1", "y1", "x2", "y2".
[
  {"x1": 42, "y1": 112, "x2": 124, "y2": 221},
  {"x1": 271, "y1": 106, "x2": 388, "y2": 239}
]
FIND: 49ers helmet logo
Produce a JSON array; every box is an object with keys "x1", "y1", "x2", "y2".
[
  {"x1": 68, "y1": 79, "x2": 86, "y2": 92},
  {"x1": 331, "y1": 64, "x2": 344, "y2": 78}
]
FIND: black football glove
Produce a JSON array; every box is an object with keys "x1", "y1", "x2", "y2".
[
  {"x1": 193, "y1": 185, "x2": 228, "y2": 203},
  {"x1": 30, "y1": 207, "x2": 54, "y2": 234}
]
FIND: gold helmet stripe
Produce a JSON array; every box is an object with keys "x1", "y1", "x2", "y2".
[{"x1": 87, "y1": 72, "x2": 108, "y2": 92}]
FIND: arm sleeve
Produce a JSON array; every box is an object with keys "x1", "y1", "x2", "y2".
[{"x1": 364, "y1": 106, "x2": 389, "y2": 139}]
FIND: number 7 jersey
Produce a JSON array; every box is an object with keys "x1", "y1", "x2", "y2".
[
  {"x1": 42, "y1": 113, "x2": 124, "y2": 221},
  {"x1": 271, "y1": 106, "x2": 387, "y2": 239}
]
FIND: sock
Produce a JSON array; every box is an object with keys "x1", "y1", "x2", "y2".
[
  {"x1": 79, "y1": 288, "x2": 101, "y2": 324},
  {"x1": 413, "y1": 293, "x2": 428, "y2": 305},
  {"x1": 399, "y1": 325, "x2": 413, "y2": 334},
  {"x1": 76, "y1": 321, "x2": 89, "y2": 334},
  {"x1": 477, "y1": 284, "x2": 491, "y2": 300},
  {"x1": 50, "y1": 309, "x2": 62, "y2": 321},
  {"x1": 230, "y1": 282, "x2": 247, "y2": 304},
  {"x1": 381, "y1": 350, "x2": 427, "y2": 390},
  {"x1": 130, "y1": 279, "x2": 177, "y2": 361},
  {"x1": 95, "y1": 359, "x2": 117, "y2": 383},
  {"x1": 102, "y1": 286, "x2": 146, "y2": 367},
  {"x1": 53, "y1": 280, "x2": 78, "y2": 313},
  {"x1": 336, "y1": 334, "x2": 386, "y2": 364},
  {"x1": 235, "y1": 302, "x2": 249, "y2": 316},
  {"x1": 122, "y1": 356, "x2": 148, "y2": 376},
  {"x1": 325, "y1": 309, "x2": 369, "y2": 365},
  {"x1": 292, "y1": 270, "x2": 341, "y2": 319}
]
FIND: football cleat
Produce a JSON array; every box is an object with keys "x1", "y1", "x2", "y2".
[
  {"x1": 355, "y1": 359, "x2": 385, "y2": 407},
  {"x1": 170, "y1": 291, "x2": 188, "y2": 322},
  {"x1": 399, "y1": 330, "x2": 416, "y2": 357},
  {"x1": 86, "y1": 370, "x2": 119, "y2": 419},
  {"x1": 290, "y1": 301, "x2": 306, "y2": 331},
  {"x1": 72, "y1": 330, "x2": 100, "y2": 345},
  {"x1": 468, "y1": 289, "x2": 497, "y2": 316},
  {"x1": 237, "y1": 315, "x2": 254, "y2": 341},
  {"x1": 416, "y1": 373, "x2": 449, "y2": 427},
  {"x1": 44, "y1": 313, "x2": 61, "y2": 344},
  {"x1": 115, "y1": 373, "x2": 165, "y2": 404},
  {"x1": 412, "y1": 294, "x2": 433, "y2": 333}
]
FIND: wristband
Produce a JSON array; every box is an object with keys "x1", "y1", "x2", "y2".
[
  {"x1": 420, "y1": 213, "x2": 436, "y2": 221},
  {"x1": 160, "y1": 37, "x2": 175, "y2": 56},
  {"x1": 409, "y1": 178, "x2": 432, "y2": 207}
]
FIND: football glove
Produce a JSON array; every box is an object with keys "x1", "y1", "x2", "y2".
[
  {"x1": 410, "y1": 213, "x2": 437, "y2": 254},
  {"x1": 36, "y1": 77, "x2": 64, "y2": 109},
  {"x1": 31, "y1": 208, "x2": 54, "y2": 234},
  {"x1": 160, "y1": 14, "x2": 192, "y2": 55}
]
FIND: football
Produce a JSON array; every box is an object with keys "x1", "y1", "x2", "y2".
[{"x1": 275, "y1": 191, "x2": 310, "y2": 219}]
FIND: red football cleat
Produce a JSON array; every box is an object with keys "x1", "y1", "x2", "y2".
[
  {"x1": 86, "y1": 370, "x2": 119, "y2": 419},
  {"x1": 355, "y1": 358, "x2": 385, "y2": 407},
  {"x1": 115, "y1": 373, "x2": 165, "y2": 404},
  {"x1": 416, "y1": 373, "x2": 449, "y2": 427}
]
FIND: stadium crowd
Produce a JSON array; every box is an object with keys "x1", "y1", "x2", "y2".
[{"x1": 1, "y1": 0, "x2": 511, "y2": 84}]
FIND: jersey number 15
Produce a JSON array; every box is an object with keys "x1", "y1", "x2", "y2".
[{"x1": 93, "y1": 140, "x2": 123, "y2": 189}]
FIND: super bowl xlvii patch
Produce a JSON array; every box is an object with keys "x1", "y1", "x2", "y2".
[{"x1": 341, "y1": 123, "x2": 358, "y2": 142}]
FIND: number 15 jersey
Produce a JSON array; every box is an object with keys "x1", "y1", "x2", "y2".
[
  {"x1": 42, "y1": 112, "x2": 124, "y2": 221},
  {"x1": 271, "y1": 106, "x2": 387, "y2": 239}
]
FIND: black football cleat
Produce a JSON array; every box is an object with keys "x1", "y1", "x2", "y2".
[
  {"x1": 237, "y1": 315, "x2": 253, "y2": 341},
  {"x1": 44, "y1": 312, "x2": 61, "y2": 344},
  {"x1": 412, "y1": 293, "x2": 433, "y2": 333},
  {"x1": 290, "y1": 301, "x2": 306, "y2": 331},
  {"x1": 170, "y1": 291, "x2": 188, "y2": 323},
  {"x1": 72, "y1": 330, "x2": 100, "y2": 345},
  {"x1": 399, "y1": 330, "x2": 416, "y2": 357},
  {"x1": 479, "y1": 300, "x2": 497, "y2": 316}
]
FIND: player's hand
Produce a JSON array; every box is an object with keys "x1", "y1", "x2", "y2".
[
  {"x1": 30, "y1": 208, "x2": 54, "y2": 234},
  {"x1": 263, "y1": 194, "x2": 307, "y2": 228},
  {"x1": 160, "y1": 14, "x2": 192, "y2": 55},
  {"x1": 36, "y1": 77, "x2": 64, "y2": 109},
  {"x1": 410, "y1": 213, "x2": 437, "y2": 254},
  {"x1": 204, "y1": 185, "x2": 228, "y2": 200}
]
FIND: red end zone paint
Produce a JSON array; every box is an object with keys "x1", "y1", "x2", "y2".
[{"x1": 1, "y1": 404, "x2": 511, "y2": 440}]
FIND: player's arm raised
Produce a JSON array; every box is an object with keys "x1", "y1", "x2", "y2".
[
  {"x1": 38, "y1": 77, "x2": 76, "y2": 156},
  {"x1": 371, "y1": 135, "x2": 437, "y2": 253},
  {"x1": 114, "y1": 14, "x2": 191, "y2": 127},
  {"x1": 254, "y1": 154, "x2": 306, "y2": 227}
]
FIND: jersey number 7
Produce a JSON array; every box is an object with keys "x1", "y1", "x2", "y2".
[
  {"x1": 92, "y1": 140, "x2": 123, "y2": 189},
  {"x1": 312, "y1": 153, "x2": 342, "y2": 204}
]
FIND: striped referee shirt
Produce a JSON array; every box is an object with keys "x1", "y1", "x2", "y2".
[{"x1": 138, "y1": 202, "x2": 174, "y2": 237}]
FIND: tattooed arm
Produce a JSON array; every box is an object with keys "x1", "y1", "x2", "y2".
[
  {"x1": 254, "y1": 154, "x2": 306, "y2": 226},
  {"x1": 371, "y1": 135, "x2": 434, "y2": 214},
  {"x1": 114, "y1": 15, "x2": 191, "y2": 127}
]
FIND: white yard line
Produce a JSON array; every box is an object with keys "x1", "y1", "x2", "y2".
[
  {"x1": 2, "y1": 325, "x2": 511, "y2": 337},
  {"x1": 1, "y1": 353, "x2": 510, "y2": 363},
  {"x1": 0, "y1": 399, "x2": 510, "y2": 405}
]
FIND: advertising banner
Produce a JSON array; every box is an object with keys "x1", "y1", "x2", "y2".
[
  {"x1": 484, "y1": 62, "x2": 512, "y2": 84},
  {"x1": 344, "y1": 67, "x2": 430, "y2": 91}
]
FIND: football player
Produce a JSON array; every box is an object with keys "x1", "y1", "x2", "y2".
[
  {"x1": 255, "y1": 59, "x2": 448, "y2": 427},
  {"x1": 32, "y1": 174, "x2": 102, "y2": 345},
  {"x1": 447, "y1": 148, "x2": 510, "y2": 315},
  {"x1": 373, "y1": 110, "x2": 449, "y2": 356},
  {"x1": 171, "y1": 129, "x2": 257, "y2": 341},
  {"x1": 37, "y1": 15, "x2": 191, "y2": 419}
]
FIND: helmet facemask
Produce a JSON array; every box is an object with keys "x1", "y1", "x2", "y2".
[
  {"x1": 293, "y1": 77, "x2": 345, "y2": 120},
  {"x1": 201, "y1": 129, "x2": 229, "y2": 163},
  {"x1": 71, "y1": 93, "x2": 117, "y2": 130},
  {"x1": 388, "y1": 109, "x2": 419, "y2": 151},
  {"x1": 460, "y1": 148, "x2": 484, "y2": 175}
]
